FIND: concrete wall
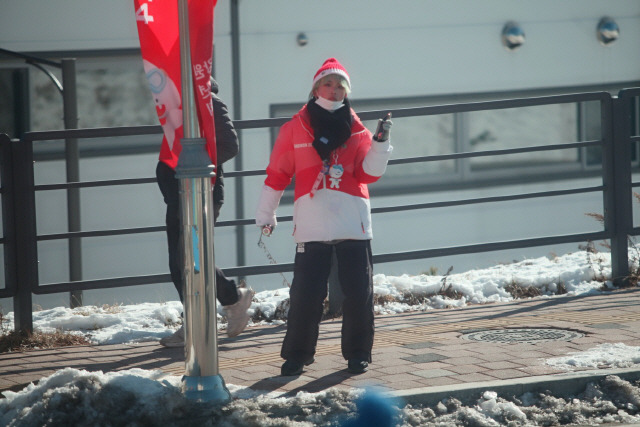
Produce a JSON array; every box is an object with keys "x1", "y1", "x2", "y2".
[{"x1": 2, "y1": 1, "x2": 639, "y2": 111}]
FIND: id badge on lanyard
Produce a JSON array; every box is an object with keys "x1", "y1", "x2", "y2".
[{"x1": 309, "y1": 160, "x2": 329, "y2": 199}]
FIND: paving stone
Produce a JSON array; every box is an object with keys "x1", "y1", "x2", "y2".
[
  {"x1": 413, "y1": 369, "x2": 457, "y2": 379},
  {"x1": 401, "y1": 353, "x2": 448, "y2": 363},
  {"x1": 376, "y1": 364, "x2": 419, "y2": 375},
  {"x1": 403, "y1": 342, "x2": 444, "y2": 349},
  {"x1": 454, "y1": 372, "x2": 496, "y2": 383},
  {"x1": 446, "y1": 364, "x2": 486, "y2": 375},
  {"x1": 588, "y1": 322, "x2": 624, "y2": 329},
  {"x1": 486, "y1": 368, "x2": 530, "y2": 380},
  {"x1": 442, "y1": 356, "x2": 483, "y2": 366}
]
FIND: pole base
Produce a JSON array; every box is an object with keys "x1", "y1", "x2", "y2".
[{"x1": 181, "y1": 374, "x2": 231, "y2": 404}]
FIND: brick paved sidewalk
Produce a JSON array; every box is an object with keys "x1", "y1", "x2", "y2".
[{"x1": 2, "y1": 287, "x2": 640, "y2": 397}]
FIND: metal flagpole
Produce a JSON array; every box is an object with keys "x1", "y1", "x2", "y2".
[{"x1": 175, "y1": 0, "x2": 230, "y2": 404}]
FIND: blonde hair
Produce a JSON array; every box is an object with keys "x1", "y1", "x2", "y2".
[{"x1": 309, "y1": 74, "x2": 351, "y2": 99}]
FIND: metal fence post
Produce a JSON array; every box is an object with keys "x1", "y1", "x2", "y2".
[
  {"x1": 605, "y1": 95, "x2": 632, "y2": 285},
  {"x1": 230, "y1": 0, "x2": 246, "y2": 276},
  {"x1": 62, "y1": 58, "x2": 83, "y2": 308},
  {"x1": 9, "y1": 138, "x2": 38, "y2": 333},
  {"x1": 1, "y1": 135, "x2": 17, "y2": 302}
]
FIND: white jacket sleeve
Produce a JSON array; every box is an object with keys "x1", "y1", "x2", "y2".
[
  {"x1": 362, "y1": 140, "x2": 393, "y2": 177},
  {"x1": 255, "y1": 184, "x2": 284, "y2": 227}
]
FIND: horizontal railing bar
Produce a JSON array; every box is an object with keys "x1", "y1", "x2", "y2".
[
  {"x1": 617, "y1": 88, "x2": 640, "y2": 99},
  {"x1": 33, "y1": 172, "x2": 262, "y2": 192},
  {"x1": 233, "y1": 117, "x2": 290, "y2": 130},
  {"x1": 0, "y1": 289, "x2": 15, "y2": 298},
  {"x1": 372, "y1": 231, "x2": 609, "y2": 264},
  {"x1": 35, "y1": 219, "x2": 296, "y2": 241},
  {"x1": 33, "y1": 273, "x2": 172, "y2": 295},
  {"x1": 35, "y1": 177, "x2": 156, "y2": 191},
  {"x1": 216, "y1": 216, "x2": 293, "y2": 228},
  {"x1": 221, "y1": 263, "x2": 295, "y2": 277},
  {"x1": 37, "y1": 226, "x2": 165, "y2": 241},
  {"x1": 34, "y1": 172, "x2": 266, "y2": 192},
  {"x1": 357, "y1": 92, "x2": 610, "y2": 120},
  {"x1": 372, "y1": 186, "x2": 604, "y2": 214},
  {"x1": 389, "y1": 140, "x2": 602, "y2": 165},
  {"x1": 224, "y1": 169, "x2": 267, "y2": 178},
  {"x1": 35, "y1": 220, "x2": 291, "y2": 241},
  {"x1": 24, "y1": 125, "x2": 163, "y2": 142}
]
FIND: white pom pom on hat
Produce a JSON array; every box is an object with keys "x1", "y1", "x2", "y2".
[{"x1": 312, "y1": 58, "x2": 351, "y2": 91}]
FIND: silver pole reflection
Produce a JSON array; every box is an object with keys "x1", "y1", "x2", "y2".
[{"x1": 176, "y1": 0, "x2": 230, "y2": 404}]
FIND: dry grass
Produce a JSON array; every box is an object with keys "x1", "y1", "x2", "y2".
[
  {"x1": 0, "y1": 330, "x2": 90, "y2": 353},
  {"x1": 373, "y1": 294, "x2": 396, "y2": 306},
  {"x1": 74, "y1": 303, "x2": 123, "y2": 317},
  {"x1": 585, "y1": 207, "x2": 640, "y2": 288},
  {"x1": 505, "y1": 281, "x2": 541, "y2": 299}
]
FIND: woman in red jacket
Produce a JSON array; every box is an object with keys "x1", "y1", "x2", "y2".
[{"x1": 255, "y1": 58, "x2": 393, "y2": 376}]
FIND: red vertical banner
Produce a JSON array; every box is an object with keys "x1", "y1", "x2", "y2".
[{"x1": 134, "y1": 0, "x2": 217, "y2": 176}]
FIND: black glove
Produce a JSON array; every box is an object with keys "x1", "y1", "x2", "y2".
[{"x1": 373, "y1": 112, "x2": 393, "y2": 142}]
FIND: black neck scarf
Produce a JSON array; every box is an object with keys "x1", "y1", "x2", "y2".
[{"x1": 307, "y1": 97, "x2": 353, "y2": 162}]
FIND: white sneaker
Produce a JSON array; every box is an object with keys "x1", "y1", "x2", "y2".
[
  {"x1": 159, "y1": 325, "x2": 184, "y2": 347},
  {"x1": 225, "y1": 287, "x2": 253, "y2": 338}
]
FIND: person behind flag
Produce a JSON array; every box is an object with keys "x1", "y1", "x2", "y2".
[
  {"x1": 157, "y1": 77, "x2": 253, "y2": 347},
  {"x1": 255, "y1": 58, "x2": 393, "y2": 376}
]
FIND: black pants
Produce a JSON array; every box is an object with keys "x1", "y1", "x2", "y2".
[
  {"x1": 281, "y1": 240, "x2": 374, "y2": 363},
  {"x1": 156, "y1": 161, "x2": 239, "y2": 306}
]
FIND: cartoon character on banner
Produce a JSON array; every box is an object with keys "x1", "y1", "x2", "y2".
[
  {"x1": 143, "y1": 60, "x2": 183, "y2": 150},
  {"x1": 329, "y1": 164, "x2": 344, "y2": 189}
]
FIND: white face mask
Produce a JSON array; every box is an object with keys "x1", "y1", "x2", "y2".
[{"x1": 315, "y1": 96, "x2": 344, "y2": 112}]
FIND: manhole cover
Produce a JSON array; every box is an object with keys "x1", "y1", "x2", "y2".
[{"x1": 462, "y1": 328, "x2": 583, "y2": 344}]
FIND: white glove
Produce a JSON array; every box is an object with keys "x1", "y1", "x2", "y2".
[{"x1": 255, "y1": 185, "x2": 284, "y2": 230}]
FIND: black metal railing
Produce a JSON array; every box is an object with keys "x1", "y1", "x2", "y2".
[{"x1": 1, "y1": 88, "x2": 638, "y2": 332}]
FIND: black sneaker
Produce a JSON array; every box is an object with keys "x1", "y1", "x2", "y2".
[
  {"x1": 280, "y1": 358, "x2": 314, "y2": 376},
  {"x1": 347, "y1": 359, "x2": 368, "y2": 374}
]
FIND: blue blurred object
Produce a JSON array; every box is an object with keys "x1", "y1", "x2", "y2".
[{"x1": 341, "y1": 389, "x2": 399, "y2": 427}]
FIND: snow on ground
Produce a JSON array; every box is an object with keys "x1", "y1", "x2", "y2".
[
  {"x1": 546, "y1": 343, "x2": 640, "y2": 370},
  {"x1": 1, "y1": 366, "x2": 639, "y2": 426},
  {"x1": 2, "y1": 248, "x2": 640, "y2": 426},
  {"x1": 0, "y1": 249, "x2": 618, "y2": 344}
]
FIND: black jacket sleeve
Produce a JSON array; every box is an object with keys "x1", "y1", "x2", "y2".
[
  {"x1": 211, "y1": 86, "x2": 239, "y2": 166},
  {"x1": 210, "y1": 78, "x2": 238, "y2": 212}
]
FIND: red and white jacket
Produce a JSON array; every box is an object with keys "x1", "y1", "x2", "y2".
[{"x1": 256, "y1": 103, "x2": 393, "y2": 243}]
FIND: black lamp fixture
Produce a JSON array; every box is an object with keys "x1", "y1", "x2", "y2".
[
  {"x1": 597, "y1": 17, "x2": 619, "y2": 46},
  {"x1": 502, "y1": 21, "x2": 525, "y2": 51},
  {"x1": 296, "y1": 32, "x2": 308, "y2": 47}
]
